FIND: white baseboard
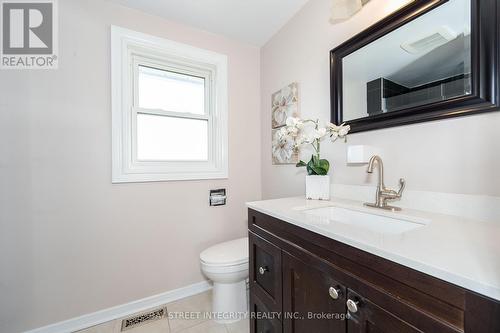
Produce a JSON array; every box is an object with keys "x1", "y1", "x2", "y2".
[{"x1": 25, "y1": 280, "x2": 212, "y2": 333}]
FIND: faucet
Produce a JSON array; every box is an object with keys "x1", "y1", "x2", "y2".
[{"x1": 364, "y1": 155, "x2": 405, "y2": 211}]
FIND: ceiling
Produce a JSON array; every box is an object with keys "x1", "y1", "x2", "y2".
[{"x1": 109, "y1": 0, "x2": 310, "y2": 46}]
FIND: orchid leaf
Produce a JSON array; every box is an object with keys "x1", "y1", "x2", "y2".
[
  {"x1": 305, "y1": 155, "x2": 330, "y2": 175},
  {"x1": 306, "y1": 160, "x2": 315, "y2": 175},
  {"x1": 296, "y1": 160, "x2": 307, "y2": 167},
  {"x1": 317, "y1": 159, "x2": 330, "y2": 174}
]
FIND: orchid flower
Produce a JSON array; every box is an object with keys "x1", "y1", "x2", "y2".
[{"x1": 280, "y1": 116, "x2": 351, "y2": 175}]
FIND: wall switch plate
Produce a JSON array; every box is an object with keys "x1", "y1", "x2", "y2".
[{"x1": 209, "y1": 189, "x2": 226, "y2": 206}]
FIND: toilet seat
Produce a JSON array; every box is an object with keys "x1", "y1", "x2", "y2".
[
  {"x1": 200, "y1": 237, "x2": 248, "y2": 267},
  {"x1": 200, "y1": 261, "x2": 248, "y2": 274}
]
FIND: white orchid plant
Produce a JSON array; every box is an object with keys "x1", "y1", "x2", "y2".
[{"x1": 277, "y1": 117, "x2": 350, "y2": 175}]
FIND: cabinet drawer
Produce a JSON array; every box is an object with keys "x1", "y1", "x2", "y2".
[
  {"x1": 346, "y1": 289, "x2": 423, "y2": 333},
  {"x1": 249, "y1": 231, "x2": 282, "y2": 311},
  {"x1": 250, "y1": 293, "x2": 282, "y2": 333}
]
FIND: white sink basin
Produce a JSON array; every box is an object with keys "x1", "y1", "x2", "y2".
[{"x1": 302, "y1": 206, "x2": 429, "y2": 235}]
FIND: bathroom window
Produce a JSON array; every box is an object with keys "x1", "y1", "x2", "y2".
[{"x1": 111, "y1": 26, "x2": 228, "y2": 182}]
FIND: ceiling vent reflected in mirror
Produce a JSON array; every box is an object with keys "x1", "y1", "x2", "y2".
[{"x1": 401, "y1": 26, "x2": 458, "y2": 54}]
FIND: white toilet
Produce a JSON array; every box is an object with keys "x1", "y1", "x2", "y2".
[{"x1": 200, "y1": 237, "x2": 249, "y2": 323}]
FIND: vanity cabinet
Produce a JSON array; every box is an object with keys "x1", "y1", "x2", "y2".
[{"x1": 248, "y1": 208, "x2": 500, "y2": 333}]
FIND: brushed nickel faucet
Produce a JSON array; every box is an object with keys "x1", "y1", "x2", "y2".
[{"x1": 364, "y1": 155, "x2": 405, "y2": 211}]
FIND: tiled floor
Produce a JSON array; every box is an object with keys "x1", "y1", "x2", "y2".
[{"x1": 78, "y1": 291, "x2": 249, "y2": 333}]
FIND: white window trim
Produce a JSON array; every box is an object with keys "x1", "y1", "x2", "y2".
[{"x1": 111, "y1": 26, "x2": 228, "y2": 183}]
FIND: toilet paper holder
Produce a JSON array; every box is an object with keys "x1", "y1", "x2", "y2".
[{"x1": 209, "y1": 189, "x2": 227, "y2": 206}]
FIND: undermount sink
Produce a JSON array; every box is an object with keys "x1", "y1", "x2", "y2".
[{"x1": 302, "y1": 206, "x2": 429, "y2": 235}]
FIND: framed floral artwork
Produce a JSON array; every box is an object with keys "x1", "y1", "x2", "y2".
[
  {"x1": 271, "y1": 82, "x2": 299, "y2": 129},
  {"x1": 272, "y1": 128, "x2": 299, "y2": 165}
]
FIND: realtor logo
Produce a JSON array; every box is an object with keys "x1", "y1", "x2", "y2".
[{"x1": 1, "y1": 0, "x2": 58, "y2": 69}]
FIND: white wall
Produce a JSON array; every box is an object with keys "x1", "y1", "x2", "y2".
[
  {"x1": 260, "y1": 0, "x2": 500, "y2": 199},
  {"x1": 0, "y1": 1, "x2": 261, "y2": 332}
]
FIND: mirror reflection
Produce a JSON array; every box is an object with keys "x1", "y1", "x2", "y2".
[{"x1": 342, "y1": 0, "x2": 471, "y2": 121}]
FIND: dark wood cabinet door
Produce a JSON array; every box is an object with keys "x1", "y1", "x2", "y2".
[
  {"x1": 250, "y1": 293, "x2": 282, "y2": 333},
  {"x1": 283, "y1": 253, "x2": 347, "y2": 333},
  {"x1": 346, "y1": 289, "x2": 422, "y2": 333}
]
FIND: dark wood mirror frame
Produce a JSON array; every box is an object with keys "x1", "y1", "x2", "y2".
[{"x1": 330, "y1": 0, "x2": 500, "y2": 133}]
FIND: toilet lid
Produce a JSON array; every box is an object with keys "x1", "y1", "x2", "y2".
[{"x1": 200, "y1": 237, "x2": 248, "y2": 266}]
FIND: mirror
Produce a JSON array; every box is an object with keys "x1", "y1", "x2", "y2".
[
  {"x1": 343, "y1": 0, "x2": 470, "y2": 121},
  {"x1": 330, "y1": 0, "x2": 500, "y2": 133}
]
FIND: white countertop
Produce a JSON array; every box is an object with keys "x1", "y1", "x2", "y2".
[{"x1": 247, "y1": 196, "x2": 500, "y2": 301}]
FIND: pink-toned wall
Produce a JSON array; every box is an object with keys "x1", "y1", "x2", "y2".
[
  {"x1": 260, "y1": 0, "x2": 500, "y2": 199},
  {"x1": 0, "y1": 1, "x2": 261, "y2": 332}
]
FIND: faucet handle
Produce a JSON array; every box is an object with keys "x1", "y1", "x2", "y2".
[{"x1": 396, "y1": 178, "x2": 406, "y2": 198}]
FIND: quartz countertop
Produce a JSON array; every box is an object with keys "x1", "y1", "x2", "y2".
[{"x1": 246, "y1": 196, "x2": 500, "y2": 301}]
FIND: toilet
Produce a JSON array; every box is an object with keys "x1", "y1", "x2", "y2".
[{"x1": 200, "y1": 237, "x2": 249, "y2": 323}]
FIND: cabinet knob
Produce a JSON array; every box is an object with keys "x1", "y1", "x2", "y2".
[
  {"x1": 258, "y1": 266, "x2": 268, "y2": 275},
  {"x1": 346, "y1": 299, "x2": 359, "y2": 313},
  {"x1": 328, "y1": 286, "x2": 341, "y2": 300}
]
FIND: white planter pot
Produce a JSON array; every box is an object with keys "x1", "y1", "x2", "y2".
[{"x1": 305, "y1": 175, "x2": 330, "y2": 200}]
